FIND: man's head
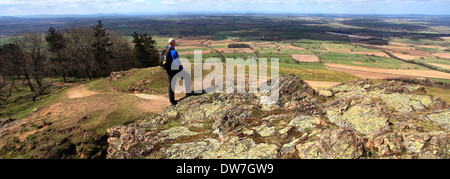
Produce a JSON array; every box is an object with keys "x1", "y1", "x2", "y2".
[{"x1": 168, "y1": 38, "x2": 176, "y2": 47}]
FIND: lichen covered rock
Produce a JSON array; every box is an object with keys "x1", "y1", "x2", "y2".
[
  {"x1": 296, "y1": 129, "x2": 366, "y2": 159},
  {"x1": 106, "y1": 75, "x2": 449, "y2": 159},
  {"x1": 164, "y1": 136, "x2": 278, "y2": 159}
]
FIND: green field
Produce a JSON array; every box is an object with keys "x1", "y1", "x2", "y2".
[
  {"x1": 279, "y1": 62, "x2": 327, "y2": 70},
  {"x1": 291, "y1": 41, "x2": 327, "y2": 50},
  {"x1": 175, "y1": 47, "x2": 210, "y2": 53},
  {"x1": 279, "y1": 67, "x2": 358, "y2": 82},
  {"x1": 313, "y1": 51, "x2": 428, "y2": 69},
  {"x1": 0, "y1": 38, "x2": 12, "y2": 45},
  {"x1": 322, "y1": 43, "x2": 379, "y2": 52},
  {"x1": 418, "y1": 56, "x2": 450, "y2": 66}
]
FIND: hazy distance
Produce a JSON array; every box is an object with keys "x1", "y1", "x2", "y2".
[{"x1": 1, "y1": 0, "x2": 450, "y2": 16}]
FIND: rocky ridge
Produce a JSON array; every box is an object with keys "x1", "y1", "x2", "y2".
[{"x1": 106, "y1": 74, "x2": 449, "y2": 159}]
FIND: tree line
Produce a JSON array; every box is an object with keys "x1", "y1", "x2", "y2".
[{"x1": 0, "y1": 20, "x2": 160, "y2": 102}]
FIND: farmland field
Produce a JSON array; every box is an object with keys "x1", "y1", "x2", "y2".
[{"x1": 1, "y1": 14, "x2": 450, "y2": 84}]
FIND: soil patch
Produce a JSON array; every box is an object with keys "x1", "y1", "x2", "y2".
[
  {"x1": 327, "y1": 63, "x2": 450, "y2": 79},
  {"x1": 67, "y1": 85, "x2": 98, "y2": 99},
  {"x1": 291, "y1": 54, "x2": 320, "y2": 63},
  {"x1": 429, "y1": 63, "x2": 450, "y2": 69},
  {"x1": 304, "y1": 81, "x2": 341, "y2": 89},
  {"x1": 133, "y1": 94, "x2": 172, "y2": 113},
  {"x1": 433, "y1": 53, "x2": 450, "y2": 59}
]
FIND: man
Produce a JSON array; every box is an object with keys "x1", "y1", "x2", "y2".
[{"x1": 164, "y1": 38, "x2": 191, "y2": 105}]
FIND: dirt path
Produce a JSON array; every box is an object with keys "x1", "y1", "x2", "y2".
[
  {"x1": 133, "y1": 94, "x2": 172, "y2": 113},
  {"x1": 67, "y1": 84, "x2": 173, "y2": 113},
  {"x1": 67, "y1": 84, "x2": 98, "y2": 99},
  {"x1": 5, "y1": 84, "x2": 174, "y2": 144},
  {"x1": 304, "y1": 81, "x2": 341, "y2": 89}
]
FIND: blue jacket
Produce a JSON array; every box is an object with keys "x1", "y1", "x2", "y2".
[{"x1": 169, "y1": 46, "x2": 183, "y2": 71}]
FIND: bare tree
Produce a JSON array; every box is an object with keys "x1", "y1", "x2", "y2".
[
  {"x1": 1, "y1": 43, "x2": 33, "y2": 94},
  {"x1": 109, "y1": 31, "x2": 135, "y2": 71},
  {"x1": 0, "y1": 45, "x2": 6, "y2": 102},
  {"x1": 64, "y1": 27, "x2": 95, "y2": 79},
  {"x1": 14, "y1": 33, "x2": 49, "y2": 101}
]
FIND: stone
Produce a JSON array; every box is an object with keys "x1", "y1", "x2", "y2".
[
  {"x1": 280, "y1": 133, "x2": 307, "y2": 155},
  {"x1": 163, "y1": 136, "x2": 278, "y2": 159},
  {"x1": 253, "y1": 123, "x2": 275, "y2": 137},
  {"x1": 368, "y1": 132, "x2": 449, "y2": 159},
  {"x1": 295, "y1": 129, "x2": 366, "y2": 159},
  {"x1": 319, "y1": 90, "x2": 333, "y2": 97},
  {"x1": 326, "y1": 105, "x2": 390, "y2": 135},
  {"x1": 108, "y1": 71, "x2": 123, "y2": 81},
  {"x1": 0, "y1": 118, "x2": 16, "y2": 128},
  {"x1": 287, "y1": 115, "x2": 319, "y2": 133},
  {"x1": 426, "y1": 110, "x2": 450, "y2": 130},
  {"x1": 158, "y1": 126, "x2": 198, "y2": 140},
  {"x1": 105, "y1": 75, "x2": 450, "y2": 159}
]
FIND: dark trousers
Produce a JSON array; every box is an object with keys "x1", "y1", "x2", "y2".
[{"x1": 167, "y1": 70, "x2": 191, "y2": 105}]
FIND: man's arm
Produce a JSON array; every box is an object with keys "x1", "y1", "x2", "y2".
[{"x1": 171, "y1": 50, "x2": 183, "y2": 71}]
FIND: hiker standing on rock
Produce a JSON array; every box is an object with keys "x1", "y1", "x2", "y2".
[{"x1": 160, "y1": 38, "x2": 191, "y2": 106}]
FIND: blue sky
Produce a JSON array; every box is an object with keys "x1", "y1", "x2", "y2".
[{"x1": 1, "y1": 0, "x2": 449, "y2": 16}]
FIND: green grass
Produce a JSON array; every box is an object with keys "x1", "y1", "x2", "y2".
[
  {"x1": 291, "y1": 42, "x2": 327, "y2": 50},
  {"x1": 427, "y1": 78, "x2": 450, "y2": 84},
  {"x1": 180, "y1": 52, "x2": 223, "y2": 63},
  {"x1": 176, "y1": 47, "x2": 210, "y2": 53},
  {"x1": 392, "y1": 38, "x2": 437, "y2": 45},
  {"x1": 0, "y1": 82, "x2": 70, "y2": 119},
  {"x1": 257, "y1": 53, "x2": 295, "y2": 64},
  {"x1": 84, "y1": 95, "x2": 142, "y2": 135},
  {"x1": 418, "y1": 56, "x2": 450, "y2": 66},
  {"x1": 209, "y1": 45, "x2": 227, "y2": 48},
  {"x1": 322, "y1": 43, "x2": 379, "y2": 52},
  {"x1": 410, "y1": 56, "x2": 450, "y2": 72},
  {"x1": 279, "y1": 67, "x2": 358, "y2": 82},
  {"x1": 417, "y1": 47, "x2": 441, "y2": 53},
  {"x1": 254, "y1": 46, "x2": 279, "y2": 54},
  {"x1": 425, "y1": 86, "x2": 450, "y2": 103},
  {"x1": 85, "y1": 67, "x2": 169, "y2": 95},
  {"x1": 313, "y1": 51, "x2": 427, "y2": 70},
  {"x1": 279, "y1": 62, "x2": 328, "y2": 70},
  {"x1": 0, "y1": 38, "x2": 13, "y2": 45},
  {"x1": 279, "y1": 49, "x2": 313, "y2": 54}
]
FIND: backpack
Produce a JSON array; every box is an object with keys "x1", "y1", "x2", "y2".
[{"x1": 159, "y1": 48, "x2": 172, "y2": 70}]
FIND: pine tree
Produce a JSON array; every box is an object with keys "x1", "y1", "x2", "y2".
[
  {"x1": 92, "y1": 20, "x2": 113, "y2": 76},
  {"x1": 45, "y1": 27, "x2": 67, "y2": 82},
  {"x1": 132, "y1": 32, "x2": 159, "y2": 67}
]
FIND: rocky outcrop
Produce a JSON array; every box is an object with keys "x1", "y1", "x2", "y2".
[
  {"x1": 0, "y1": 118, "x2": 16, "y2": 128},
  {"x1": 107, "y1": 72, "x2": 123, "y2": 81},
  {"x1": 106, "y1": 74, "x2": 449, "y2": 159},
  {"x1": 0, "y1": 118, "x2": 18, "y2": 139}
]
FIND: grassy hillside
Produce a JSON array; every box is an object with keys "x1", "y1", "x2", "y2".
[
  {"x1": 2, "y1": 64, "x2": 450, "y2": 159},
  {"x1": 86, "y1": 67, "x2": 169, "y2": 95},
  {"x1": 0, "y1": 82, "x2": 72, "y2": 119}
]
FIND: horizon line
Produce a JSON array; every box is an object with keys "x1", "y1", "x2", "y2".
[{"x1": 3, "y1": 12, "x2": 450, "y2": 18}]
